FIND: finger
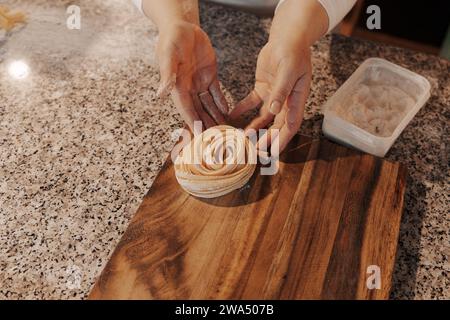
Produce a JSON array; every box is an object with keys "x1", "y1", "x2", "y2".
[
  {"x1": 268, "y1": 62, "x2": 299, "y2": 115},
  {"x1": 192, "y1": 93, "x2": 215, "y2": 129},
  {"x1": 157, "y1": 55, "x2": 178, "y2": 99},
  {"x1": 171, "y1": 90, "x2": 202, "y2": 132},
  {"x1": 209, "y1": 80, "x2": 229, "y2": 115},
  {"x1": 229, "y1": 90, "x2": 262, "y2": 119},
  {"x1": 273, "y1": 121, "x2": 301, "y2": 155},
  {"x1": 257, "y1": 124, "x2": 282, "y2": 155},
  {"x1": 244, "y1": 103, "x2": 275, "y2": 132},
  {"x1": 286, "y1": 72, "x2": 311, "y2": 130},
  {"x1": 198, "y1": 91, "x2": 227, "y2": 125},
  {"x1": 256, "y1": 109, "x2": 285, "y2": 150}
]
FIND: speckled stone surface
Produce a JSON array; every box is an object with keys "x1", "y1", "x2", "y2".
[{"x1": 0, "y1": 0, "x2": 448, "y2": 299}]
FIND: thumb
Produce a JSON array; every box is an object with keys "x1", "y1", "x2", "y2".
[
  {"x1": 268, "y1": 63, "x2": 298, "y2": 115},
  {"x1": 157, "y1": 53, "x2": 178, "y2": 98}
]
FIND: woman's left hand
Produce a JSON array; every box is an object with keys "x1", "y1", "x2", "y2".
[
  {"x1": 229, "y1": 39, "x2": 312, "y2": 155},
  {"x1": 229, "y1": 0, "x2": 331, "y2": 155}
]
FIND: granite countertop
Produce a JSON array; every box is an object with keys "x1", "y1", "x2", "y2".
[{"x1": 0, "y1": 0, "x2": 448, "y2": 299}]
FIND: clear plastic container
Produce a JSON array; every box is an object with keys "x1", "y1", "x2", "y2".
[{"x1": 322, "y1": 58, "x2": 431, "y2": 157}]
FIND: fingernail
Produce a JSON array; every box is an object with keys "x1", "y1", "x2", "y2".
[
  {"x1": 269, "y1": 101, "x2": 282, "y2": 115},
  {"x1": 158, "y1": 83, "x2": 173, "y2": 99},
  {"x1": 156, "y1": 84, "x2": 165, "y2": 97},
  {"x1": 157, "y1": 73, "x2": 176, "y2": 98}
]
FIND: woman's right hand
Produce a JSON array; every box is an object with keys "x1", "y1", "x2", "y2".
[{"x1": 156, "y1": 21, "x2": 229, "y2": 131}]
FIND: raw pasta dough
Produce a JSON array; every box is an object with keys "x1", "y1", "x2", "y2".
[{"x1": 175, "y1": 125, "x2": 257, "y2": 198}]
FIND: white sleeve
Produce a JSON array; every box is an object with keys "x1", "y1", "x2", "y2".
[
  {"x1": 132, "y1": 0, "x2": 144, "y2": 14},
  {"x1": 276, "y1": 0, "x2": 357, "y2": 33}
]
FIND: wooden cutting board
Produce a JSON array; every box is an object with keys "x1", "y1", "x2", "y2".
[{"x1": 89, "y1": 135, "x2": 407, "y2": 300}]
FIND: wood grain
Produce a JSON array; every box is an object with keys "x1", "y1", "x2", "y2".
[{"x1": 89, "y1": 136, "x2": 407, "y2": 300}]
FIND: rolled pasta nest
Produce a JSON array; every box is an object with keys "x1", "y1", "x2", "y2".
[{"x1": 174, "y1": 125, "x2": 257, "y2": 198}]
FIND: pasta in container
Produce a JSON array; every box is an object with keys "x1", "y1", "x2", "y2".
[{"x1": 322, "y1": 58, "x2": 431, "y2": 157}]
